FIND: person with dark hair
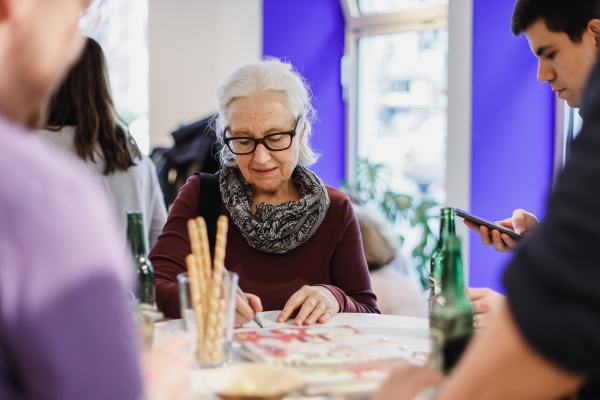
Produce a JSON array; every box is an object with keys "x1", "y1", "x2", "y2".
[
  {"x1": 150, "y1": 58, "x2": 379, "y2": 326},
  {"x1": 512, "y1": 0, "x2": 600, "y2": 48},
  {"x1": 465, "y1": 0, "x2": 600, "y2": 327},
  {"x1": 467, "y1": 0, "x2": 600, "y2": 252},
  {"x1": 38, "y1": 36, "x2": 167, "y2": 249},
  {"x1": 511, "y1": 0, "x2": 600, "y2": 109},
  {"x1": 371, "y1": 2, "x2": 600, "y2": 399},
  {"x1": 373, "y1": 57, "x2": 600, "y2": 400}
]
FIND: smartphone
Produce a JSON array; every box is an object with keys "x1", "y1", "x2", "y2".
[{"x1": 454, "y1": 208, "x2": 523, "y2": 241}]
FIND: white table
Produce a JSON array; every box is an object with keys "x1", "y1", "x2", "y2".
[{"x1": 154, "y1": 312, "x2": 430, "y2": 399}]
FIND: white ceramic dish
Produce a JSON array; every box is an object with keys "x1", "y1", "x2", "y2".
[{"x1": 204, "y1": 362, "x2": 303, "y2": 400}]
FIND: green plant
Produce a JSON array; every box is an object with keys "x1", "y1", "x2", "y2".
[{"x1": 342, "y1": 158, "x2": 439, "y2": 288}]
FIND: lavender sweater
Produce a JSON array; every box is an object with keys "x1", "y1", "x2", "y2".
[{"x1": 0, "y1": 115, "x2": 142, "y2": 400}]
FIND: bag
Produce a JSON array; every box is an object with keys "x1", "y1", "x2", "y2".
[
  {"x1": 155, "y1": 114, "x2": 221, "y2": 208},
  {"x1": 194, "y1": 172, "x2": 222, "y2": 257}
]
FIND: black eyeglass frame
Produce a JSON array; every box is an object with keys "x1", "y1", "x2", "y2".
[{"x1": 223, "y1": 116, "x2": 301, "y2": 155}]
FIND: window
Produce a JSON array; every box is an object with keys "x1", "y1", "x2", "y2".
[
  {"x1": 81, "y1": 0, "x2": 150, "y2": 154},
  {"x1": 357, "y1": 0, "x2": 447, "y2": 15},
  {"x1": 356, "y1": 29, "x2": 447, "y2": 198},
  {"x1": 553, "y1": 100, "x2": 583, "y2": 187},
  {"x1": 341, "y1": 0, "x2": 448, "y2": 263},
  {"x1": 563, "y1": 106, "x2": 583, "y2": 164}
]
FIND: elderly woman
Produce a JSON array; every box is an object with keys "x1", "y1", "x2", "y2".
[{"x1": 150, "y1": 58, "x2": 379, "y2": 326}]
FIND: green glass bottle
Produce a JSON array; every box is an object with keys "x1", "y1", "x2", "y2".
[
  {"x1": 429, "y1": 207, "x2": 456, "y2": 310},
  {"x1": 127, "y1": 211, "x2": 156, "y2": 306},
  {"x1": 429, "y1": 234, "x2": 474, "y2": 374}
]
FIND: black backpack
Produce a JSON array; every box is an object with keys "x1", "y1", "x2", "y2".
[
  {"x1": 194, "y1": 172, "x2": 222, "y2": 257},
  {"x1": 155, "y1": 114, "x2": 221, "y2": 208}
]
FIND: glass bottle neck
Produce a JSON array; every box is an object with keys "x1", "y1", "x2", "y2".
[
  {"x1": 127, "y1": 213, "x2": 147, "y2": 256},
  {"x1": 439, "y1": 207, "x2": 455, "y2": 239},
  {"x1": 440, "y1": 234, "x2": 466, "y2": 300}
]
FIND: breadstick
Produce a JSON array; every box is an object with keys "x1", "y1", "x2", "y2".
[
  {"x1": 206, "y1": 215, "x2": 229, "y2": 362},
  {"x1": 186, "y1": 215, "x2": 231, "y2": 365},
  {"x1": 187, "y1": 219, "x2": 208, "y2": 362},
  {"x1": 184, "y1": 254, "x2": 205, "y2": 362},
  {"x1": 212, "y1": 215, "x2": 228, "y2": 281},
  {"x1": 187, "y1": 219, "x2": 201, "y2": 258},
  {"x1": 205, "y1": 286, "x2": 222, "y2": 363},
  {"x1": 195, "y1": 217, "x2": 212, "y2": 355},
  {"x1": 196, "y1": 217, "x2": 212, "y2": 283},
  {"x1": 211, "y1": 298, "x2": 227, "y2": 361},
  {"x1": 188, "y1": 217, "x2": 206, "y2": 286}
]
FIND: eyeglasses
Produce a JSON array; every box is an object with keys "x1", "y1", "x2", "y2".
[{"x1": 223, "y1": 117, "x2": 301, "y2": 155}]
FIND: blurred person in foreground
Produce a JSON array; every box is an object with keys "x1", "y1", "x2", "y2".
[
  {"x1": 150, "y1": 58, "x2": 379, "y2": 326},
  {"x1": 0, "y1": 1, "x2": 190, "y2": 399},
  {"x1": 466, "y1": 0, "x2": 600, "y2": 253},
  {"x1": 371, "y1": 17, "x2": 600, "y2": 400},
  {"x1": 38, "y1": 36, "x2": 167, "y2": 249},
  {"x1": 353, "y1": 202, "x2": 427, "y2": 317}
]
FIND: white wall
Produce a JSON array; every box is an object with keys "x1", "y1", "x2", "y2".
[{"x1": 149, "y1": 0, "x2": 262, "y2": 148}]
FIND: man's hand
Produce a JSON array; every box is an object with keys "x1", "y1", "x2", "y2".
[
  {"x1": 466, "y1": 287, "x2": 505, "y2": 330},
  {"x1": 372, "y1": 366, "x2": 444, "y2": 400},
  {"x1": 277, "y1": 285, "x2": 340, "y2": 325},
  {"x1": 464, "y1": 209, "x2": 539, "y2": 252}
]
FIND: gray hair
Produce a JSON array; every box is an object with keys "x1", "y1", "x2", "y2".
[{"x1": 213, "y1": 57, "x2": 319, "y2": 167}]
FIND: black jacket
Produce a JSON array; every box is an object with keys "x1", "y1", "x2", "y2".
[{"x1": 504, "y1": 59, "x2": 600, "y2": 399}]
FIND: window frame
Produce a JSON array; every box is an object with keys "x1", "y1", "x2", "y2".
[
  {"x1": 339, "y1": 0, "x2": 448, "y2": 185},
  {"x1": 553, "y1": 99, "x2": 583, "y2": 187}
]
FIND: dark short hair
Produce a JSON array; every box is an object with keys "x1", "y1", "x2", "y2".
[{"x1": 511, "y1": 0, "x2": 600, "y2": 42}]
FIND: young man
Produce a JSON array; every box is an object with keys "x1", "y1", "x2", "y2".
[
  {"x1": 374, "y1": 57, "x2": 600, "y2": 400},
  {"x1": 371, "y1": 1, "x2": 600, "y2": 398},
  {"x1": 468, "y1": 0, "x2": 600, "y2": 251},
  {"x1": 466, "y1": 0, "x2": 600, "y2": 331},
  {"x1": 0, "y1": 1, "x2": 189, "y2": 399}
]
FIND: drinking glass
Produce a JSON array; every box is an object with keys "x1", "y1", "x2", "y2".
[{"x1": 177, "y1": 271, "x2": 238, "y2": 367}]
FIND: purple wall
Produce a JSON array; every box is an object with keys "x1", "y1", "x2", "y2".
[
  {"x1": 263, "y1": 0, "x2": 346, "y2": 187},
  {"x1": 469, "y1": 0, "x2": 555, "y2": 292},
  {"x1": 263, "y1": 0, "x2": 557, "y2": 292}
]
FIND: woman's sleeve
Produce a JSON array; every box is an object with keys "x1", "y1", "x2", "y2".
[
  {"x1": 322, "y1": 195, "x2": 380, "y2": 314},
  {"x1": 149, "y1": 174, "x2": 201, "y2": 318}
]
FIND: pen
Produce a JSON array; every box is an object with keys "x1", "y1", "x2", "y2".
[{"x1": 236, "y1": 286, "x2": 264, "y2": 328}]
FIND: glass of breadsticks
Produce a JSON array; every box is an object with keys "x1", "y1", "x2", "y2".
[{"x1": 177, "y1": 215, "x2": 239, "y2": 367}]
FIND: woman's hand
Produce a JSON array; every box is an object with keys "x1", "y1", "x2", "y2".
[
  {"x1": 466, "y1": 287, "x2": 505, "y2": 330},
  {"x1": 141, "y1": 333, "x2": 194, "y2": 400},
  {"x1": 277, "y1": 285, "x2": 341, "y2": 325},
  {"x1": 234, "y1": 292, "x2": 263, "y2": 328}
]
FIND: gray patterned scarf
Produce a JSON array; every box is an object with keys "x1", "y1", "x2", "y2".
[{"x1": 219, "y1": 165, "x2": 330, "y2": 254}]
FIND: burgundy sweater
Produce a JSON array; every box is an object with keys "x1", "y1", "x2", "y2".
[{"x1": 150, "y1": 174, "x2": 379, "y2": 318}]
